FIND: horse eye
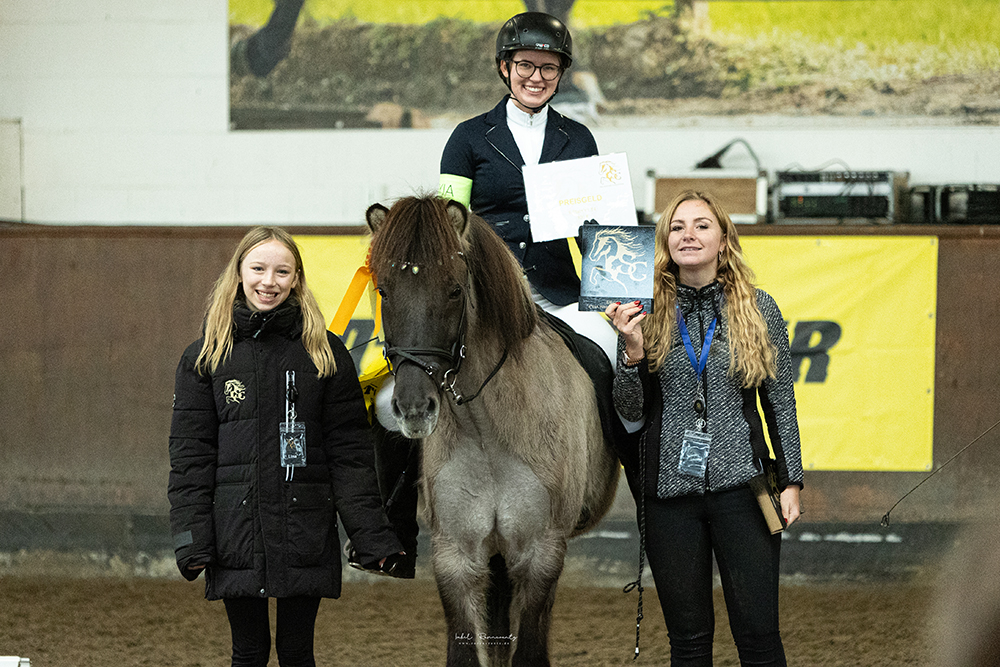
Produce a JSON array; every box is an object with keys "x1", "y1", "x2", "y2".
[
  {"x1": 449, "y1": 285, "x2": 462, "y2": 299},
  {"x1": 377, "y1": 286, "x2": 387, "y2": 299}
]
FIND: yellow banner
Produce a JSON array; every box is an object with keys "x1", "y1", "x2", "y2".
[
  {"x1": 742, "y1": 236, "x2": 937, "y2": 472},
  {"x1": 296, "y1": 235, "x2": 385, "y2": 372},
  {"x1": 298, "y1": 233, "x2": 938, "y2": 472}
]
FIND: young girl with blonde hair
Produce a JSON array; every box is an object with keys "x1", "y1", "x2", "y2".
[
  {"x1": 607, "y1": 191, "x2": 803, "y2": 666},
  {"x1": 194, "y1": 226, "x2": 335, "y2": 377},
  {"x1": 168, "y1": 226, "x2": 404, "y2": 667}
]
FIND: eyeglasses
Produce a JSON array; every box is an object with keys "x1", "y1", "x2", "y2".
[{"x1": 511, "y1": 60, "x2": 562, "y2": 81}]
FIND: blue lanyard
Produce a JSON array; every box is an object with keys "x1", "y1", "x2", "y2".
[{"x1": 676, "y1": 305, "x2": 717, "y2": 377}]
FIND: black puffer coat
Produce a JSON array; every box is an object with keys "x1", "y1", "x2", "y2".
[{"x1": 168, "y1": 299, "x2": 401, "y2": 600}]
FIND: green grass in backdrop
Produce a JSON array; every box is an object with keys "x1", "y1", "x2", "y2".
[
  {"x1": 229, "y1": 0, "x2": 996, "y2": 44},
  {"x1": 229, "y1": 0, "x2": 999, "y2": 114},
  {"x1": 229, "y1": 0, "x2": 676, "y2": 27},
  {"x1": 710, "y1": 0, "x2": 998, "y2": 47}
]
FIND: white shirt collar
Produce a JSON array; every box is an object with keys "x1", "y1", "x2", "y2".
[
  {"x1": 506, "y1": 98, "x2": 549, "y2": 129},
  {"x1": 506, "y1": 99, "x2": 548, "y2": 166}
]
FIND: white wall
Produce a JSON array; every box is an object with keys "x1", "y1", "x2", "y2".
[
  {"x1": 0, "y1": 119, "x2": 22, "y2": 219},
  {"x1": 2, "y1": 0, "x2": 998, "y2": 225}
]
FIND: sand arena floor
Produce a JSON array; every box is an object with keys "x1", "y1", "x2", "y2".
[{"x1": 0, "y1": 574, "x2": 935, "y2": 666}]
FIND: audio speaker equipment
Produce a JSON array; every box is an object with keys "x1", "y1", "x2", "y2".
[
  {"x1": 939, "y1": 184, "x2": 1000, "y2": 224},
  {"x1": 773, "y1": 170, "x2": 909, "y2": 224}
]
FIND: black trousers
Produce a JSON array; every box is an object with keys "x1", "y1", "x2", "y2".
[
  {"x1": 223, "y1": 596, "x2": 322, "y2": 667},
  {"x1": 644, "y1": 486, "x2": 786, "y2": 667}
]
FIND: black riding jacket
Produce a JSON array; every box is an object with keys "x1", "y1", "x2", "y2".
[{"x1": 440, "y1": 96, "x2": 599, "y2": 306}]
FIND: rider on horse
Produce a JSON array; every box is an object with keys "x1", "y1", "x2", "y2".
[{"x1": 363, "y1": 12, "x2": 625, "y2": 579}]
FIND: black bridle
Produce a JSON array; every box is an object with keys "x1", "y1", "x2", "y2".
[{"x1": 382, "y1": 280, "x2": 508, "y2": 406}]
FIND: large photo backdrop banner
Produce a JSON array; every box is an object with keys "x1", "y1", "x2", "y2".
[
  {"x1": 299, "y1": 233, "x2": 938, "y2": 473},
  {"x1": 229, "y1": 0, "x2": 999, "y2": 130}
]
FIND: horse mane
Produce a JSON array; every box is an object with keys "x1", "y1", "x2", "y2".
[{"x1": 369, "y1": 196, "x2": 537, "y2": 357}]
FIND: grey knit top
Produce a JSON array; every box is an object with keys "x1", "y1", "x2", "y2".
[{"x1": 613, "y1": 281, "x2": 804, "y2": 499}]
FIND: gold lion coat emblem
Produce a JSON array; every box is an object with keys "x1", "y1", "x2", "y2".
[{"x1": 224, "y1": 379, "x2": 247, "y2": 404}]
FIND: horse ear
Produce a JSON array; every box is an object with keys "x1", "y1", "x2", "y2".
[
  {"x1": 366, "y1": 203, "x2": 389, "y2": 232},
  {"x1": 445, "y1": 200, "x2": 469, "y2": 237}
]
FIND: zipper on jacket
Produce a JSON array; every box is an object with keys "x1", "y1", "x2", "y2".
[
  {"x1": 249, "y1": 332, "x2": 264, "y2": 587},
  {"x1": 692, "y1": 289, "x2": 712, "y2": 487},
  {"x1": 250, "y1": 310, "x2": 276, "y2": 339}
]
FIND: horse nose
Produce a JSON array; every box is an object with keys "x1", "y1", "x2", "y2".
[
  {"x1": 391, "y1": 393, "x2": 440, "y2": 439},
  {"x1": 391, "y1": 393, "x2": 438, "y2": 421}
]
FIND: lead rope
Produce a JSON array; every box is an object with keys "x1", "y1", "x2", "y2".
[{"x1": 622, "y1": 430, "x2": 647, "y2": 659}]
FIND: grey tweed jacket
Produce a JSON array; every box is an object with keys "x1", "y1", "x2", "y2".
[{"x1": 613, "y1": 281, "x2": 805, "y2": 499}]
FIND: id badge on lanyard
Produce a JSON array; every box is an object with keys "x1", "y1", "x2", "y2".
[
  {"x1": 280, "y1": 370, "x2": 306, "y2": 480},
  {"x1": 676, "y1": 307, "x2": 717, "y2": 478}
]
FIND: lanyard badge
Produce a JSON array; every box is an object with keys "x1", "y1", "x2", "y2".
[
  {"x1": 676, "y1": 306, "x2": 717, "y2": 478},
  {"x1": 280, "y1": 370, "x2": 306, "y2": 480}
]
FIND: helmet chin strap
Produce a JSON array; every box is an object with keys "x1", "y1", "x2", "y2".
[{"x1": 513, "y1": 94, "x2": 551, "y2": 113}]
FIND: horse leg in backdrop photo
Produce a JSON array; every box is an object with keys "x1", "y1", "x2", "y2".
[{"x1": 230, "y1": 0, "x2": 304, "y2": 78}]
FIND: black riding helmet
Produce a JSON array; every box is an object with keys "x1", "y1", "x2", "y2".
[{"x1": 495, "y1": 12, "x2": 572, "y2": 110}]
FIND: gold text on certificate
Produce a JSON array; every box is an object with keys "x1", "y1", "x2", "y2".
[{"x1": 560, "y1": 195, "x2": 603, "y2": 206}]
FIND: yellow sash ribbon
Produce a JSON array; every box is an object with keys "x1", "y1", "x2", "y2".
[
  {"x1": 328, "y1": 251, "x2": 389, "y2": 420},
  {"x1": 328, "y1": 253, "x2": 381, "y2": 338}
]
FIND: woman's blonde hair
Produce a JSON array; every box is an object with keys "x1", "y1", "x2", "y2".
[
  {"x1": 195, "y1": 226, "x2": 337, "y2": 377},
  {"x1": 642, "y1": 190, "x2": 776, "y2": 387}
]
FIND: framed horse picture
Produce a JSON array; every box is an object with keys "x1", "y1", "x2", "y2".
[{"x1": 578, "y1": 223, "x2": 655, "y2": 313}]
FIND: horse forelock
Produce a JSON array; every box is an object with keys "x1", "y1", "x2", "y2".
[
  {"x1": 369, "y1": 197, "x2": 464, "y2": 279},
  {"x1": 369, "y1": 196, "x2": 536, "y2": 356}
]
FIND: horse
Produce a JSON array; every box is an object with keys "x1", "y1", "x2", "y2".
[{"x1": 366, "y1": 195, "x2": 620, "y2": 667}]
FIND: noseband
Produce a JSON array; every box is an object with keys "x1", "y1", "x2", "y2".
[{"x1": 382, "y1": 277, "x2": 508, "y2": 406}]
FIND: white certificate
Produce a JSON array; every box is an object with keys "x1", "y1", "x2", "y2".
[{"x1": 523, "y1": 152, "x2": 638, "y2": 242}]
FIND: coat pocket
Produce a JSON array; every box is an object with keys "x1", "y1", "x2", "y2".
[
  {"x1": 212, "y1": 483, "x2": 253, "y2": 569},
  {"x1": 285, "y1": 482, "x2": 335, "y2": 567}
]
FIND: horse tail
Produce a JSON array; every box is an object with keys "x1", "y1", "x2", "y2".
[{"x1": 485, "y1": 554, "x2": 513, "y2": 666}]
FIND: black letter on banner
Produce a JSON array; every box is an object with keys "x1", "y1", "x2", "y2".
[{"x1": 789, "y1": 321, "x2": 842, "y2": 383}]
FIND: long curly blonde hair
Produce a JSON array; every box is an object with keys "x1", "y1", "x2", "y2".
[
  {"x1": 195, "y1": 226, "x2": 336, "y2": 377},
  {"x1": 642, "y1": 191, "x2": 775, "y2": 387}
]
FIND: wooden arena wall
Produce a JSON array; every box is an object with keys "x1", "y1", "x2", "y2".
[{"x1": 1, "y1": 224, "x2": 998, "y2": 540}]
